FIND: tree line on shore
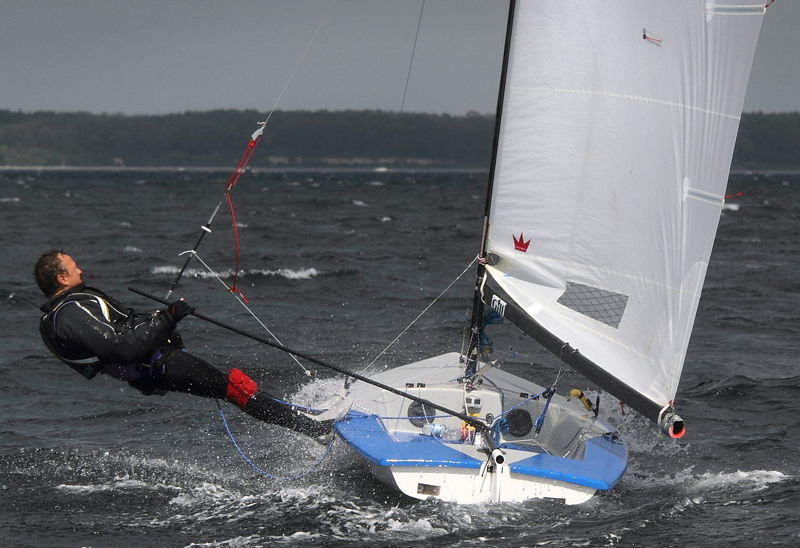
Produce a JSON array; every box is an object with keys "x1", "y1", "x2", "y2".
[{"x1": 0, "y1": 109, "x2": 797, "y2": 170}]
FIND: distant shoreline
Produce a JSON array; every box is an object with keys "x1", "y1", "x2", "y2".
[
  {"x1": 4, "y1": 109, "x2": 798, "y2": 171},
  {"x1": 3, "y1": 166, "x2": 797, "y2": 176},
  {"x1": 0, "y1": 165, "x2": 488, "y2": 174}
]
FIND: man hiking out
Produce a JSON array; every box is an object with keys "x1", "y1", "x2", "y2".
[{"x1": 34, "y1": 249, "x2": 339, "y2": 441}]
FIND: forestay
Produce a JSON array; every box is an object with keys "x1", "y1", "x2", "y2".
[{"x1": 483, "y1": 1, "x2": 765, "y2": 421}]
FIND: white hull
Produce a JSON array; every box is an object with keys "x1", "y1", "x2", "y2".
[
  {"x1": 336, "y1": 353, "x2": 627, "y2": 505},
  {"x1": 370, "y1": 460, "x2": 597, "y2": 505}
]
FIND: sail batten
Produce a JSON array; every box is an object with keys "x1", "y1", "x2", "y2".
[
  {"x1": 483, "y1": 1, "x2": 765, "y2": 421},
  {"x1": 507, "y1": 86, "x2": 745, "y2": 120}
]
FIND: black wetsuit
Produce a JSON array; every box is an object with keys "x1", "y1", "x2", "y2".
[{"x1": 39, "y1": 284, "x2": 332, "y2": 437}]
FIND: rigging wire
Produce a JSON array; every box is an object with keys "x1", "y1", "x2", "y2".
[
  {"x1": 399, "y1": 0, "x2": 426, "y2": 115},
  {"x1": 262, "y1": 0, "x2": 335, "y2": 130},
  {"x1": 180, "y1": 250, "x2": 312, "y2": 376},
  {"x1": 225, "y1": 1, "x2": 335, "y2": 299},
  {"x1": 360, "y1": 257, "x2": 477, "y2": 375},
  {"x1": 380, "y1": 0, "x2": 426, "y2": 180},
  {"x1": 163, "y1": 1, "x2": 336, "y2": 372},
  {"x1": 167, "y1": 0, "x2": 334, "y2": 300}
]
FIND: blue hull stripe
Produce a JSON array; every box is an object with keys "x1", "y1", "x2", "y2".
[
  {"x1": 508, "y1": 437, "x2": 628, "y2": 490},
  {"x1": 336, "y1": 414, "x2": 628, "y2": 491},
  {"x1": 336, "y1": 414, "x2": 483, "y2": 469}
]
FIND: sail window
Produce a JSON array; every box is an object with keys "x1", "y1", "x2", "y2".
[{"x1": 557, "y1": 281, "x2": 628, "y2": 329}]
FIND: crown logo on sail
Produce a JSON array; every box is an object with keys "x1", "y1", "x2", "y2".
[{"x1": 513, "y1": 232, "x2": 530, "y2": 252}]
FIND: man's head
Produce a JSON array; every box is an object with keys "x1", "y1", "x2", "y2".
[{"x1": 34, "y1": 250, "x2": 83, "y2": 298}]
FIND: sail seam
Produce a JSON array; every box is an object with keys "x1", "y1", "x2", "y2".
[
  {"x1": 493, "y1": 255, "x2": 705, "y2": 299},
  {"x1": 705, "y1": 4, "x2": 766, "y2": 15},
  {"x1": 510, "y1": 86, "x2": 742, "y2": 121}
]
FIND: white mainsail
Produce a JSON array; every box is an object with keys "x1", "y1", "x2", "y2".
[{"x1": 483, "y1": 1, "x2": 765, "y2": 421}]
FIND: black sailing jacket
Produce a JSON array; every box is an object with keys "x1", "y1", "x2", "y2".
[{"x1": 39, "y1": 284, "x2": 177, "y2": 379}]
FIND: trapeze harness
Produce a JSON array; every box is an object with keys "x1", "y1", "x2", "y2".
[
  {"x1": 39, "y1": 284, "x2": 255, "y2": 400},
  {"x1": 38, "y1": 284, "x2": 175, "y2": 383}
]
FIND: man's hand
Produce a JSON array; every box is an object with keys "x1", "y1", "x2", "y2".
[{"x1": 166, "y1": 299, "x2": 195, "y2": 323}]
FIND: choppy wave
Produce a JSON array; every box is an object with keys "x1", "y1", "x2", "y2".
[
  {"x1": 57, "y1": 477, "x2": 163, "y2": 494},
  {"x1": 619, "y1": 460, "x2": 791, "y2": 509},
  {"x1": 151, "y1": 265, "x2": 320, "y2": 280},
  {"x1": 690, "y1": 469, "x2": 787, "y2": 492},
  {"x1": 5, "y1": 170, "x2": 800, "y2": 546}
]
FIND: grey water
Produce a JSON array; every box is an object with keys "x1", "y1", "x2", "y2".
[{"x1": 1, "y1": 168, "x2": 799, "y2": 547}]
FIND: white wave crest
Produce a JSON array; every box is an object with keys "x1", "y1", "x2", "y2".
[
  {"x1": 624, "y1": 464, "x2": 789, "y2": 502},
  {"x1": 0, "y1": 197, "x2": 20, "y2": 202},
  {"x1": 692, "y1": 469, "x2": 787, "y2": 491},
  {"x1": 185, "y1": 535, "x2": 261, "y2": 547},
  {"x1": 151, "y1": 265, "x2": 319, "y2": 280},
  {"x1": 170, "y1": 482, "x2": 239, "y2": 507},
  {"x1": 57, "y1": 477, "x2": 155, "y2": 494},
  {"x1": 385, "y1": 517, "x2": 442, "y2": 534}
]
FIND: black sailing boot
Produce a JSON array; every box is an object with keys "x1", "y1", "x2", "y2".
[{"x1": 225, "y1": 368, "x2": 338, "y2": 440}]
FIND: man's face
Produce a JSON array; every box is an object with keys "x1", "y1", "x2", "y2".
[{"x1": 57, "y1": 254, "x2": 83, "y2": 291}]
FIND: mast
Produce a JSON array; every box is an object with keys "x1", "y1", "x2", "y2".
[{"x1": 465, "y1": 0, "x2": 517, "y2": 377}]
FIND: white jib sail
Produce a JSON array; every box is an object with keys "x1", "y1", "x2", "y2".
[{"x1": 485, "y1": 1, "x2": 765, "y2": 413}]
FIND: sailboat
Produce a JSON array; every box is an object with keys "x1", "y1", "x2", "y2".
[{"x1": 333, "y1": 1, "x2": 766, "y2": 504}]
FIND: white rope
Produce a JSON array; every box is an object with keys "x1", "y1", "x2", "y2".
[{"x1": 360, "y1": 257, "x2": 477, "y2": 375}]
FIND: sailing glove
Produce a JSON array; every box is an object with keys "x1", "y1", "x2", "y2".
[{"x1": 166, "y1": 300, "x2": 195, "y2": 324}]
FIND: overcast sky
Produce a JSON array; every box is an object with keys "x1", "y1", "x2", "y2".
[{"x1": 1, "y1": 0, "x2": 797, "y2": 116}]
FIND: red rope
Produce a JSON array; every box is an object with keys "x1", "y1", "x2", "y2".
[{"x1": 225, "y1": 131, "x2": 263, "y2": 302}]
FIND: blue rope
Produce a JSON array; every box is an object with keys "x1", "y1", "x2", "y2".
[
  {"x1": 534, "y1": 389, "x2": 555, "y2": 434},
  {"x1": 490, "y1": 388, "x2": 553, "y2": 442},
  {"x1": 479, "y1": 308, "x2": 504, "y2": 356},
  {"x1": 215, "y1": 399, "x2": 334, "y2": 480},
  {"x1": 496, "y1": 388, "x2": 551, "y2": 418}
]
